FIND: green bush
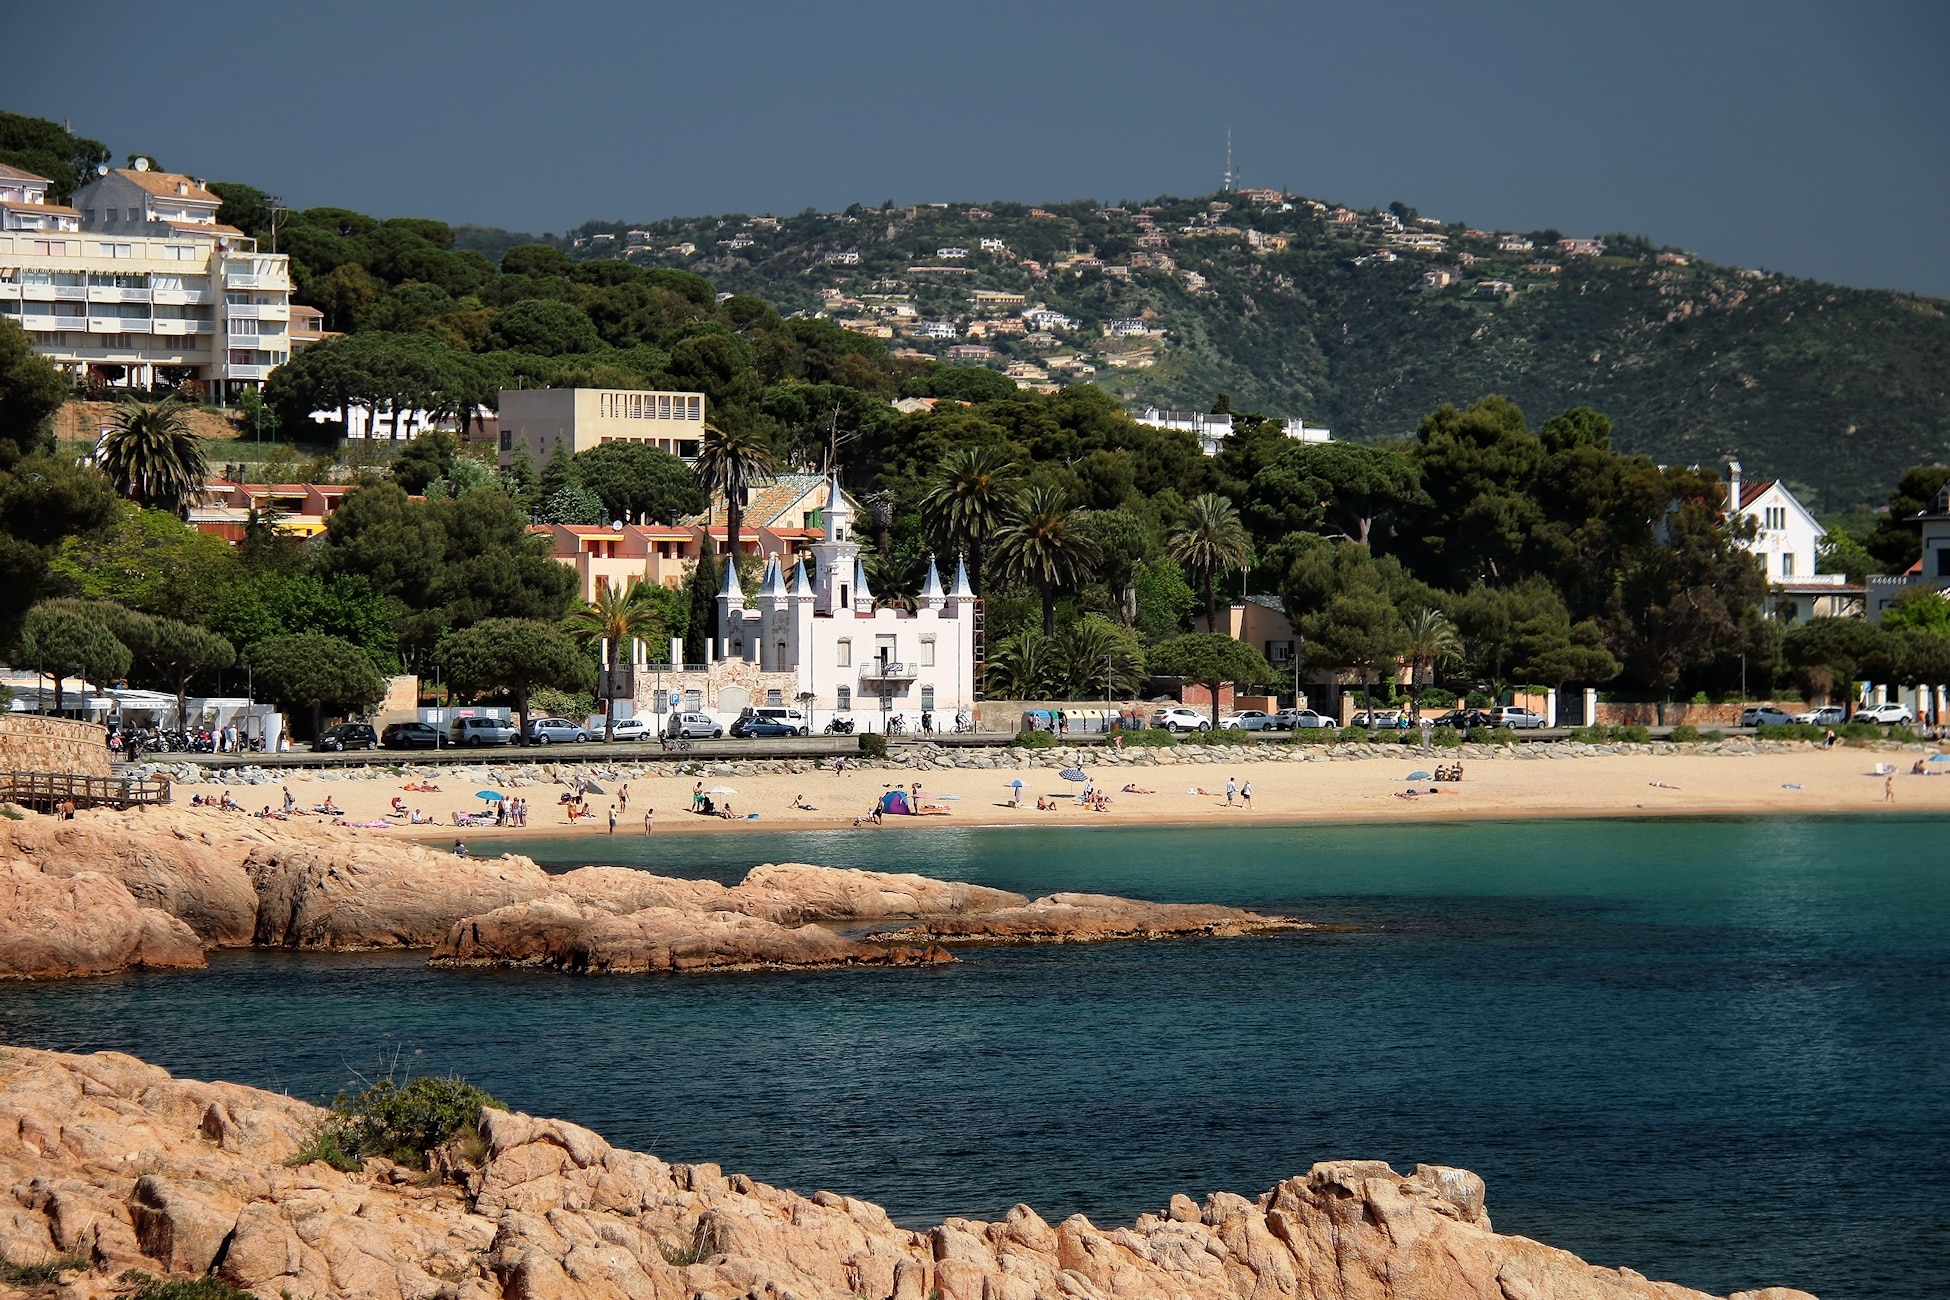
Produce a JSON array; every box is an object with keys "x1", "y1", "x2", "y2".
[
  {"x1": 1429, "y1": 727, "x2": 1463, "y2": 748},
  {"x1": 2, "y1": 1254, "x2": 87, "y2": 1286},
  {"x1": 1466, "y1": 726, "x2": 1518, "y2": 745},
  {"x1": 1668, "y1": 723, "x2": 1702, "y2": 743},
  {"x1": 1702, "y1": 728, "x2": 1726, "y2": 742},
  {"x1": 1464, "y1": 691, "x2": 1493, "y2": 708},
  {"x1": 291, "y1": 1075, "x2": 506, "y2": 1173},
  {"x1": 1613, "y1": 724, "x2": 1652, "y2": 744},
  {"x1": 1836, "y1": 721, "x2": 1884, "y2": 740},
  {"x1": 120, "y1": 1273, "x2": 257, "y2": 1300},
  {"x1": 1290, "y1": 727, "x2": 1339, "y2": 744},
  {"x1": 1117, "y1": 727, "x2": 1176, "y2": 747},
  {"x1": 1570, "y1": 724, "x2": 1609, "y2": 743},
  {"x1": 858, "y1": 732, "x2": 890, "y2": 758}
]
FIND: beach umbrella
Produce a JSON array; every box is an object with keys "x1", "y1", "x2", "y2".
[
  {"x1": 1059, "y1": 768, "x2": 1086, "y2": 782},
  {"x1": 705, "y1": 785, "x2": 738, "y2": 795},
  {"x1": 1007, "y1": 779, "x2": 1025, "y2": 789},
  {"x1": 1406, "y1": 771, "x2": 1432, "y2": 781},
  {"x1": 475, "y1": 790, "x2": 503, "y2": 802}
]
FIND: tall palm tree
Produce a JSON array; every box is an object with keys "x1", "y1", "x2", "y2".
[
  {"x1": 919, "y1": 445, "x2": 1019, "y2": 594},
  {"x1": 1401, "y1": 607, "x2": 1462, "y2": 717},
  {"x1": 691, "y1": 423, "x2": 778, "y2": 562},
  {"x1": 994, "y1": 486, "x2": 1102, "y2": 635},
  {"x1": 1167, "y1": 493, "x2": 1252, "y2": 634},
  {"x1": 97, "y1": 398, "x2": 208, "y2": 514},
  {"x1": 561, "y1": 578, "x2": 666, "y2": 741}
]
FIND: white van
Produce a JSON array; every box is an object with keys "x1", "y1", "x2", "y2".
[{"x1": 753, "y1": 706, "x2": 810, "y2": 734}]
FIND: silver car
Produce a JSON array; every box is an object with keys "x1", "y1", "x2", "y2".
[{"x1": 525, "y1": 716, "x2": 590, "y2": 744}]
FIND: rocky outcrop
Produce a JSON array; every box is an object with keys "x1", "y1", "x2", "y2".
[
  {"x1": 245, "y1": 839, "x2": 555, "y2": 948},
  {"x1": 870, "y1": 892, "x2": 1308, "y2": 944},
  {"x1": 0, "y1": 811, "x2": 259, "y2": 943},
  {"x1": 0, "y1": 862, "x2": 204, "y2": 977},
  {"x1": 431, "y1": 896, "x2": 953, "y2": 973},
  {"x1": 0, "y1": 1046, "x2": 1815, "y2": 1300}
]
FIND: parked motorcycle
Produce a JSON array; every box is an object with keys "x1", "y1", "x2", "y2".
[{"x1": 823, "y1": 718, "x2": 856, "y2": 735}]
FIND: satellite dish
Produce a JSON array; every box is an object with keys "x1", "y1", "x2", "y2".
[
  {"x1": 611, "y1": 520, "x2": 624, "y2": 530},
  {"x1": 133, "y1": 157, "x2": 149, "y2": 172},
  {"x1": 96, "y1": 163, "x2": 109, "y2": 176}
]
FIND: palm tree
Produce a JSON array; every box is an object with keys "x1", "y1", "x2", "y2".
[
  {"x1": 1401, "y1": 607, "x2": 1462, "y2": 717},
  {"x1": 691, "y1": 423, "x2": 778, "y2": 563},
  {"x1": 919, "y1": 445, "x2": 1019, "y2": 594},
  {"x1": 984, "y1": 626, "x2": 1056, "y2": 699},
  {"x1": 994, "y1": 486, "x2": 1102, "y2": 635},
  {"x1": 1167, "y1": 493, "x2": 1252, "y2": 634},
  {"x1": 97, "y1": 398, "x2": 208, "y2": 514},
  {"x1": 561, "y1": 578, "x2": 666, "y2": 741}
]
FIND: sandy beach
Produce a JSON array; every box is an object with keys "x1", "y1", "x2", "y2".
[{"x1": 184, "y1": 745, "x2": 1950, "y2": 843}]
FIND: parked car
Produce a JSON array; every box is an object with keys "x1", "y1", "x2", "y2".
[
  {"x1": 525, "y1": 716, "x2": 590, "y2": 745},
  {"x1": 450, "y1": 716, "x2": 518, "y2": 747},
  {"x1": 1275, "y1": 708, "x2": 1336, "y2": 729},
  {"x1": 1151, "y1": 706, "x2": 1209, "y2": 733},
  {"x1": 1218, "y1": 709, "x2": 1275, "y2": 731},
  {"x1": 380, "y1": 721, "x2": 441, "y2": 750},
  {"x1": 1349, "y1": 710, "x2": 1406, "y2": 730},
  {"x1": 314, "y1": 722, "x2": 377, "y2": 752},
  {"x1": 1792, "y1": 705, "x2": 1847, "y2": 726},
  {"x1": 1489, "y1": 706, "x2": 1549, "y2": 729},
  {"x1": 740, "y1": 719, "x2": 801, "y2": 738},
  {"x1": 1854, "y1": 702, "x2": 1916, "y2": 725},
  {"x1": 608, "y1": 716, "x2": 653, "y2": 742},
  {"x1": 732, "y1": 707, "x2": 811, "y2": 738},
  {"x1": 665, "y1": 712, "x2": 724, "y2": 740},
  {"x1": 1433, "y1": 708, "x2": 1492, "y2": 729},
  {"x1": 1739, "y1": 705, "x2": 1798, "y2": 728},
  {"x1": 751, "y1": 706, "x2": 810, "y2": 735}
]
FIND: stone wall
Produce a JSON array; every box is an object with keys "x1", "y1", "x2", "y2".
[
  {"x1": 1595, "y1": 702, "x2": 1754, "y2": 727},
  {"x1": 0, "y1": 715, "x2": 111, "y2": 777}
]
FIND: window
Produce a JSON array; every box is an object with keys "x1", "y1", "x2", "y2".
[
  {"x1": 161, "y1": 245, "x2": 196, "y2": 261},
  {"x1": 225, "y1": 291, "x2": 248, "y2": 305},
  {"x1": 32, "y1": 241, "x2": 71, "y2": 256},
  {"x1": 105, "y1": 209, "x2": 118, "y2": 223},
  {"x1": 500, "y1": 430, "x2": 514, "y2": 451},
  {"x1": 83, "y1": 209, "x2": 95, "y2": 223},
  {"x1": 836, "y1": 686, "x2": 851, "y2": 710},
  {"x1": 1762, "y1": 506, "x2": 1786, "y2": 531},
  {"x1": 1780, "y1": 553, "x2": 1795, "y2": 577},
  {"x1": 1937, "y1": 548, "x2": 1950, "y2": 579},
  {"x1": 229, "y1": 349, "x2": 254, "y2": 365},
  {"x1": 684, "y1": 689, "x2": 702, "y2": 712},
  {"x1": 766, "y1": 689, "x2": 782, "y2": 706},
  {"x1": 921, "y1": 686, "x2": 936, "y2": 712},
  {"x1": 653, "y1": 689, "x2": 670, "y2": 714},
  {"x1": 920, "y1": 637, "x2": 935, "y2": 666},
  {"x1": 836, "y1": 638, "x2": 851, "y2": 667},
  {"x1": 94, "y1": 243, "x2": 131, "y2": 259}
]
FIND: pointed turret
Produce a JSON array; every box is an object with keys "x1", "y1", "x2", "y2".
[
  {"x1": 918, "y1": 556, "x2": 945, "y2": 611},
  {"x1": 851, "y1": 556, "x2": 874, "y2": 613},
  {"x1": 948, "y1": 555, "x2": 976, "y2": 601},
  {"x1": 791, "y1": 554, "x2": 816, "y2": 602},
  {"x1": 718, "y1": 556, "x2": 746, "y2": 608},
  {"x1": 757, "y1": 553, "x2": 788, "y2": 602},
  {"x1": 822, "y1": 469, "x2": 851, "y2": 544}
]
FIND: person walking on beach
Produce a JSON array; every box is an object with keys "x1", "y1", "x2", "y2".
[
  {"x1": 1241, "y1": 779, "x2": 1253, "y2": 810},
  {"x1": 692, "y1": 780, "x2": 705, "y2": 811},
  {"x1": 1225, "y1": 776, "x2": 1237, "y2": 807},
  {"x1": 644, "y1": 807, "x2": 654, "y2": 835},
  {"x1": 618, "y1": 784, "x2": 629, "y2": 814},
  {"x1": 608, "y1": 804, "x2": 618, "y2": 834},
  {"x1": 1885, "y1": 774, "x2": 1895, "y2": 803}
]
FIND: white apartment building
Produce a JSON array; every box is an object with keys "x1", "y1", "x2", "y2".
[
  {"x1": 0, "y1": 164, "x2": 292, "y2": 396},
  {"x1": 498, "y1": 386, "x2": 707, "y2": 467},
  {"x1": 1137, "y1": 407, "x2": 1333, "y2": 456}
]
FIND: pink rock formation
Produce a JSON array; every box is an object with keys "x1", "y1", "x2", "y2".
[
  {"x1": 244, "y1": 838, "x2": 554, "y2": 948},
  {"x1": 0, "y1": 862, "x2": 204, "y2": 977},
  {"x1": 0, "y1": 811, "x2": 259, "y2": 943},
  {"x1": 870, "y1": 892, "x2": 1307, "y2": 944},
  {"x1": 0, "y1": 1046, "x2": 1816, "y2": 1300},
  {"x1": 431, "y1": 896, "x2": 953, "y2": 973}
]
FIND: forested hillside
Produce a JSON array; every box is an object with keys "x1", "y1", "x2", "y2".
[{"x1": 462, "y1": 194, "x2": 1950, "y2": 511}]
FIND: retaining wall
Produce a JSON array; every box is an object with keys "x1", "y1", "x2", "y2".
[{"x1": 0, "y1": 715, "x2": 111, "y2": 777}]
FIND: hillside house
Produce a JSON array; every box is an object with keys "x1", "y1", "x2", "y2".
[
  {"x1": 1557, "y1": 238, "x2": 1605, "y2": 256},
  {"x1": 1868, "y1": 481, "x2": 1950, "y2": 620}
]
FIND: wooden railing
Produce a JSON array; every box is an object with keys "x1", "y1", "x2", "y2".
[{"x1": 0, "y1": 771, "x2": 172, "y2": 812}]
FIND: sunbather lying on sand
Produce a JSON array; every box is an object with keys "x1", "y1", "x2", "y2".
[{"x1": 1122, "y1": 783, "x2": 1156, "y2": 794}]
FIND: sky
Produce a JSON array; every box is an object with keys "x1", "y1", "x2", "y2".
[{"x1": 8, "y1": 0, "x2": 1949, "y2": 295}]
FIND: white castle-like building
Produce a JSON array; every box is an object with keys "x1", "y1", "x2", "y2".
[{"x1": 630, "y1": 473, "x2": 981, "y2": 730}]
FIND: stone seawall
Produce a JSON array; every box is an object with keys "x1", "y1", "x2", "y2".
[{"x1": 0, "y1": 714, "x2": 110, "y2": 777}]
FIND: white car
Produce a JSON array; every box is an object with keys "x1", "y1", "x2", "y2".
[
  {"x1": 1854, "y1": 702, "x2": 1916, "y2": 725},
  {"x1": 1152, "y1": 706, "x2": 1210, "y2": 733},
  {"x1": 608, "y1": 716, "x2": 653, "y2": 741},
  {"x1": 1276, "y1": 708, "x2": 1335, "y2": 729},
  {"x1": 1792, "y1": 706, "x2": 1846, "y2": 726},
  {"x1": 1218, "y1": 709, "x2": 1275, "y2": 731}
]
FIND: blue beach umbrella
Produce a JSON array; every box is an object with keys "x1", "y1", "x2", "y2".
[
  {"x1": 1007, "y1": 779, "x2": 1025, "y2": 789},
  {"x1": 475, "y1": 790, "x2": 503, "y2": 802},
  {"x1": 1059, "y1": 768, "x2": 1087, "y2": 782}
]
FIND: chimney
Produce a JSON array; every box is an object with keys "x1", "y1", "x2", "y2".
[{"x1": 1726, "y1": 460, "x2": 1742, "y2": 524}]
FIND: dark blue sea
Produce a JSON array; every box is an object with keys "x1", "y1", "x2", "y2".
[{"x1": 4, "y1": 817, "x2": 1944, "y2": 1299}]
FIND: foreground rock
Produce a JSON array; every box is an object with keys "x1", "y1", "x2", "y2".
[
  {"x1": 0, "y1": 1046, "x2": 1814, "y2": 1300},
  {"x1": 870, "y1": 892, "x2": 1307, "y2": 944},
  {"x1": 0, "y1": 862, "x2": 204, "y2": 977},
  {"x1": 432, "y1": 896, "x2": 953, "y2": 973}
]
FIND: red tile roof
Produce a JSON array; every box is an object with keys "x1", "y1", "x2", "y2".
[{"x1": 1737, "y1": 480, "x2": 1777, "y2": 510}]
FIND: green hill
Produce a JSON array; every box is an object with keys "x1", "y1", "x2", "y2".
[{"x1": 461, "y1": 195, "x2": 1950, "y2": 511}]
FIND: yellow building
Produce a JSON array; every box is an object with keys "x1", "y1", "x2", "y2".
[{"x1": 497, "y1": 387, "x2": 707, "y2": 467}]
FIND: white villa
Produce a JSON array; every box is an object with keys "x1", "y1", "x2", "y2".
[
  {"x1": 628, "y1": 474, "x2": 980, "y2": 731},
  {"x1": 1136, "y1": 407, "x2": 1332, "y2": 456},
  {"x1": 1725, "y1": 462, "x2": 1863, "y2": 622}
]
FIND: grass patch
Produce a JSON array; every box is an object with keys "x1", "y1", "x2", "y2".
[
  {"x1": 657, "y1": 1236, "x2": 708, "y2": 1267},
  {"x1": 0, "y1": 804, "x2": 21, "y2": 820},
  {"x1": 288, "y1": 1075, "x2": 506, "y2": 1173},
  {"x1": 1289, "y1": 728, "x2": 1340, "y2": 745},
  {"x1": 1, "y1": 1254, "x2": 87, "y2": 1287},
  {"x1": 120, "y1": 1273, "x2": 256, "y2": 1300},
  {"x1": 1465, "y1": 727, "x2": 1518, "y2": 745}
]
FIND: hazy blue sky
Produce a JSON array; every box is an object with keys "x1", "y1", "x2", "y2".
[{"x1": 9, "y1": 0, "x2": 1948, "y2": 294}]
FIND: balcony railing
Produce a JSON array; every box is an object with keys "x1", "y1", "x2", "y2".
[
  {"x1": 859, "y1": 660, "x2": 920, "y2": 682},
  {"x1": 90, "y1": 317, "x2": 150, "y2": 334}
]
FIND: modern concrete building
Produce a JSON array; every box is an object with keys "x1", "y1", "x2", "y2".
[
  {"x1": 0, "y1": 164, "x2": 292, "y2": 397},
  {"x1": 497, "y1": 387, "x2": 707, "y2": 467}
]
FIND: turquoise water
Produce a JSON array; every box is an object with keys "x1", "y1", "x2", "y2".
[{"x1": 3, "y1": 817, "x2": 1944, "y2": 1299}]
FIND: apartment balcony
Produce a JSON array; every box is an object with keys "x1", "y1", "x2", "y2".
[
  {"x1": 858, "y1": 660, "x2": 921, "y2": 684},
  {"x1": 87, "y1": 286, "x2": 150, "y2": 304},
  {"x1": 20, "y1": 313, "x2": 65, "y2": 331},
  {"x1": 151, "y1": 320, "x2": 209, "y2": 337},
  {"x1": 223, "y1": 271, "x2": 262, "y2": 289},
  {"x1": 52, "y1": 285, "x2": 85, "y2": 301},
  {"x1": 224, "y1": 364, "x2": 272, "y2": 380},
  {"x1": 90, "y1": 317, "x2": 150, "y2": 334},
  {"x1": 0, "y1": 284, "x2": 18, "y2": 300},
  {"x1": 152, "y1": 288, "x2": 212, "y2": 306}
]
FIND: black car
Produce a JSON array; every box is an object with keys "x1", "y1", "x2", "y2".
[
  {"x1": 1432, "y1": 708, "x2": 1492, "y2": 730},
  {"x1": 381, "y1": 721, "x2": 441, "y2": 750},
  {"x1": 315, "y1": 722, "x2": 378, "y2": 752}
]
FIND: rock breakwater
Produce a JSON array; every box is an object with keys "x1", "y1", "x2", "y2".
[{"x1": 0, "y1": 1045, "x2": 1815, "y2": 1300}]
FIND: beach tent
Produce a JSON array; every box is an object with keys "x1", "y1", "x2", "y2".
[{"x1": 878, "y1": 790, "x2": 913, "y2": 815}]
